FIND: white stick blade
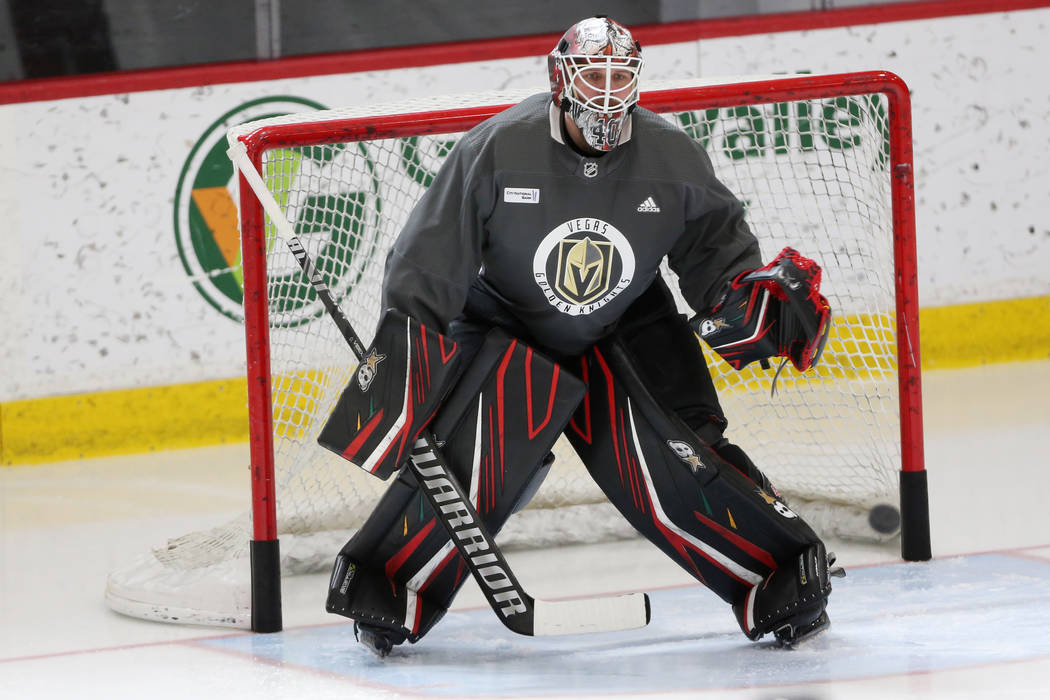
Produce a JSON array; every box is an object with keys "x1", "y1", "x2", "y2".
[{"x1": 532, "y1": 592, "x2": 650, "y2": 636}]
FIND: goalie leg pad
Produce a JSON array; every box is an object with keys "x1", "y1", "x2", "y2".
[
  {"x1": 616, "y1": 278, "x2": 783, "y2": 499},
  {"x1": 326, "y1": 329, "x2": 585, "y2": 643},
  {"x1": 566, "y1": 337, "x2": 825, "y2": 607},
  {"x1": 710, "y1": 438, "x2": 780, "y2": 501}
]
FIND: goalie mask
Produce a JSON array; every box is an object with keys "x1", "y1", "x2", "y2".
[{"x1": 548, "y1": 16, "x2": 643, "y2": 152}]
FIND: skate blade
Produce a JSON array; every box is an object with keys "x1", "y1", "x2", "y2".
[
  {"x1": 773, "y1": 613, "x2": 831, "y2": 648},
  {"x1": 354, "y1": 623, "x2": 399, "y2": 658}
]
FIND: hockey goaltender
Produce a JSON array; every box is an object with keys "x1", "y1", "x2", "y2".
[{"x1": 315, "y1": 15, "x2": 842, "y2": 657}]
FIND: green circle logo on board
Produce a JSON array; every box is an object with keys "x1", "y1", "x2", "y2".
[{"x1": 174, "y1": 96, "x2": 382, "y2": 326}]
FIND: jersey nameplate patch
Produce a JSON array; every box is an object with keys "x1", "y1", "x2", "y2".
[
  {"x1": 504, "y1": 187, "x2": 540, "y2": 203},
  {"x1": 532, "y1": 217, "x2": 636, "y2": 316}
]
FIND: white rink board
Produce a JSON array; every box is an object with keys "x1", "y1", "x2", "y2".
[{"x1": 1, "y1": 8, "x2": 1048, "y2": 401}]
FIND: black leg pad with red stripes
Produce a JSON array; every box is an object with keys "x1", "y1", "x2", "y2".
[
  {"x1": 326, "y1": 328, "x2": 584, "y2": 641},
  {"x1": 564, "y1": 337, "x2": 823, "y2": 606}
]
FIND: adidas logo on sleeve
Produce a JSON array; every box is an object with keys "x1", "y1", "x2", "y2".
[{"x1": 636, "y1": 196, "x2": 661, "y2": 213}]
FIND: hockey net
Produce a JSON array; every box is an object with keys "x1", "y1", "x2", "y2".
[{"x1": 107, "y1": 72, "x2": 927, "y2": 628}]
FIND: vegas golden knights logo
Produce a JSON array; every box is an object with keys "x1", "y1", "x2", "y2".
[
  {"x1": 556, "y1": 236, "x2": 613, "y2": 304},
  {"x1": 533, "y1": 218, "x2": 636, "y2": 316}
]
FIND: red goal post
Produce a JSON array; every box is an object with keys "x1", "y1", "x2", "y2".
[
  {"x1": 234, "y1": 71, "x2": 930, "y2": 632},
  {"x1": 105, "y1": 71, "x2": 931, "y2": 633}
]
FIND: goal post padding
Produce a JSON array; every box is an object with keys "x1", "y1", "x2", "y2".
[{"x1": 104, "y1": 72, "x2": 929, "y2": 630}]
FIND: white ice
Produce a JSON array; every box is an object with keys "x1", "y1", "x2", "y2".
[{"x1": 3, "y1": 360, "x2": 1050, "y2": 699}]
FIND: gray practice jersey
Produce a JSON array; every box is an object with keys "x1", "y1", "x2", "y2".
[{"x1": 383, "y1": 92, "x2": 762, "y2": 355}]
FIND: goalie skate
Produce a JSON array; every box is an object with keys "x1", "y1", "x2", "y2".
[
  {"x1": 354, "y1": 621, "x2": 406, "y2": 658},
  {"x1": 772, "y1": 610, "x2": 831, "y2": 647},
  {"x1": 733, "y1": 543, "x2": 844, "y2": 645}
]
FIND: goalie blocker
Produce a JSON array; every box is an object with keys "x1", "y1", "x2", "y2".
[{"x1": 317, "y1": 310, "x2": 464, "y2": 480}]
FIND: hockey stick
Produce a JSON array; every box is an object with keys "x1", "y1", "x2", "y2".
[{"x1": 227, "y1": 141, "x2": 650, "y2": 636}]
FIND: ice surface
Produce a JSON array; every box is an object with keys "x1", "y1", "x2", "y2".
[{"x1": 3, "y1": 360, "x2": 1050, "y2": 699}]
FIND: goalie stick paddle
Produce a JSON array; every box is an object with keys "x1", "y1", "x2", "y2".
[{"x1": 227, "y1": 141, "x2": 651, "y2": 637}]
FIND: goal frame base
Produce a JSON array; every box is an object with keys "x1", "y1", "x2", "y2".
[{"x1": 250, "y1": 539, "x2": 282, "y2": 632}]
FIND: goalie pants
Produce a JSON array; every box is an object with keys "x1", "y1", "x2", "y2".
[{"x1": 327, "y1": 275, "x2": 821, "y2": 639}]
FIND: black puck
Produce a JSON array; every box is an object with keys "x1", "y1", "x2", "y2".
[{"x1": 868, "y1": 503, "x2": 901, "y2": 534}]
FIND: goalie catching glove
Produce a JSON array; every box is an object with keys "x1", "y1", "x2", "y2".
[{"x1": 691, "y1": 247, "x2": 832, "y2": 372}]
